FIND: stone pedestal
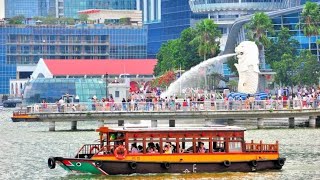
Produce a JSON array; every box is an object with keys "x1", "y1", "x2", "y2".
[
  {"x1": 309, "y1": 116, "x2": 316, "y2": 128},
  {"x1": 151, "y1": 120, "x2": 157, "y2": 127},
  {"x1": 289, "y1": 117, "x2": 295, "y2": 128},
  {"x1": 257, "y1": 118, "x2": 264, "y2": 129},
  {"x1": 49, "y1": 121, "x2": 55, "y2": 131},
  {"x1": 71, "y1": 121, "x2": 77, "y2": 131}
]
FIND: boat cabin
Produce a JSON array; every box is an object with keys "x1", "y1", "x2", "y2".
[{"x1": 76, "y1": 126, "x2": 278, "y2": 158}]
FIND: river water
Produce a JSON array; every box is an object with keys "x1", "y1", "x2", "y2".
[{"x1": 0, "y1": 109, "x2": 319, "y2": 180}]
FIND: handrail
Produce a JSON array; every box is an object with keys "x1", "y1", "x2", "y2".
[
  {"x1": 245, "y1": 140, "x2": 278, "y2": 153},
  {"x1": 25, "y1": 99, "x2": 319, "y2": 113},
  {"x1": 75, "y1": 144, "x2": 101, "y2": 158}
]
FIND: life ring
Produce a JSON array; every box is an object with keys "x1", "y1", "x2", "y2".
[
  {"x1": 223, "y1": 160, "x2": 231, "y2": 167},
  {"x1": 90, "y1": 146, "x2": 100, "y2": 154},
  {"x1": 162, "y1": 162, "x2": 170, "y2": 169},
  {"x1": 48, "y1": 157, "x2": 56, "y2": 169},
  {"x1": 129, "y1": 162, "x2": 137, "y2": 170},
  {"x1": 114, "y1": 145, "x2": 127, "y2": 160},
  {"x1": 250, "y1": 160, "x2": 257, "y2": 167}
]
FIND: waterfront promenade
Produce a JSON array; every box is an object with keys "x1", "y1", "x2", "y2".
[{"x1": 14, "y1": 99, "x2": 320, "y2": 131}]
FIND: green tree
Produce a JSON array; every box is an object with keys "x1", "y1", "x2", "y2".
[
  {"x1": 265, "y1": 27, "x2": 299, "y2": 67},
  {"x1": 273, "y1": 53, "x2": 298, "y2": 88},
  {"x1": 180, "y1": 28, "x2": 202, "y2": 70},
  {"x1": 8, "y1": 15, "x2": 25, "y2": 24},
  {"x1": 154, "y1": 39, "x2": 182, "y2": 76},
  {"x1": 245, "y1": 12, "x2": 274, "y2": 69},
  {"x1": 295, "y1": 50, "x2": 320, "y2": 85},
  {"x1": 191, "y1": 19, "x2": 221, "y2": 61},
  {"x1": 78, "y1": 14, "x2": 89, "y2": 22},
  {"x1": 299, "y1": 1, "x2": 320, "y2": 50}
]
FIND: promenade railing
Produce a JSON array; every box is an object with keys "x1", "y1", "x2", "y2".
[{"x1": 26, "y1": 99, "x2": 320, "y2": 113}]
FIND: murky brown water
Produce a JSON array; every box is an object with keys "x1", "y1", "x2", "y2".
[{"x1": 1, "y1": 109, "x2": 319, "y2": 179}]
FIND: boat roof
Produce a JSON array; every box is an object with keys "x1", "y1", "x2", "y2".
[{"x1": 98, "y1": 125, "x2": 246, "y2": 133}]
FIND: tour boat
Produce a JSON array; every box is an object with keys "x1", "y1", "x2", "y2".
[
  {"x1": 48, "y1": 126, "x2": 286, "y2": 175},
  {"x1": 11, "y1": 110, "x2": 39, "y2": 122}
]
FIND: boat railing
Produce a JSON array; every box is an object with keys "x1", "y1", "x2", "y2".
[
  {"x1": 75, "y1": 144, "x2": 101, "y2": 158},
  {"x1": 245, "y1": 140, "x2": 278, "y2": 153},
  {"x1": 12, "y1": 110, "x2": 28, "y2": 116}
]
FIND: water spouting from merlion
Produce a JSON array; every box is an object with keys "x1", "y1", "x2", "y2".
[
  {"x1": 160, "y1": 41, "x2": 260, "y2": 98},
  {"x1": 161, "y1": 53, "x2": 236, "y2": 98}
]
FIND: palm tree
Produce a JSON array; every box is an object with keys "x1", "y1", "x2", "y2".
[
  {"x1": 245, "y1": 12, "x2": 274, "y2": 70},
  {"x1": 299, "y1": 1, "x2": 320, "y2": 51},
  {"x1": 191, "y1": 19, "x2": 221, "y2": 61}
]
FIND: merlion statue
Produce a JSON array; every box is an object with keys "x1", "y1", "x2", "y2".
[{"x1": 234, "y1": 41, "x2": 260, "y2": 94}]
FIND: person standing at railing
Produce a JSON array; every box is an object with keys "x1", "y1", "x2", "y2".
[{"x1": 122, "y1": 98, "x2": 127, "y2": 111}]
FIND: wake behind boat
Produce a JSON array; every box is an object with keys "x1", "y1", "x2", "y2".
[{"x1": 48, "y1": 125, "x2": 285, "y2": 175}]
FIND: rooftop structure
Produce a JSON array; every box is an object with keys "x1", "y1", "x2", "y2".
[
  {"x1": 31, "y1": 59, "x2": 157, "y2": 79},
  {"x1": 78, "y1": 9, "x2": 143, "y2": 26}
]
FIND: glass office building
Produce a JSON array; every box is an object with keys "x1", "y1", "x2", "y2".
[
  {"x1": 63, "y1": 0, "x2": 137, "y2": 18},
  {"x1": 5, "y1": 0, "x2": 53, "y2": 18},
  {"x1": 23, "y1": 78, "x2": 106, "y2": 104},
  {"x1": 0, "y1": 25, "x2": 147, "y2": 94},
  {"x1": 147, "y1": 0, "x2": 193, "y2": 58}
]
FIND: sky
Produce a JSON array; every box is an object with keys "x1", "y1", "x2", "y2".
[{"x1": 0, "y1": 0, "x2": 4, "y2": 19}]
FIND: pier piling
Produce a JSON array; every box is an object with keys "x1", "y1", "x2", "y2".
[
  {"x1": 289, "y1": 117, "x2": 295, "y2": 128},
  {"x1": 118, "y1": 120, "x2": 124, "y2": 127},
  {"x1": 151, "y1": 120, "x2": 158, "y2": 127},
  {"x1": 169, "y1": 120, "x2": 175, "y2": 127},
  {"x1": 49, "y1": 121, "x2": 55, "y2": 131},
  {"x1": 257, "y1": 118, "x2": 264, "y2": 129},
  {"x1": 309, "y1": 116, "x2": 316, "y2": 128},
  {"x1": 71, "y1": 121, "x2": 77, "y2": 131}
]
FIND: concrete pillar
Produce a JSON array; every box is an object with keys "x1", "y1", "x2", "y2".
[
  {"x1": 118, "y1": 120, "x2": 124, "y2": 127},
  {"x1": 205, "y1": 119, "x2": 212, "y2": 126},
  {"x1": 169, "y1": 120, "x2": 175, "y2": 127},
  {"x1": 257, "y1": 118, "x2": 264, "y2": 129},
  {"x1": 151, "y1": 120, "x2": 157, "y2": 127},
  {"x1": 309, "y1": 116, "x2": 316, "y2": 128},
  {"x1": 289, "y1": 117, "x2": 295, "y2": 128},
  {"x1": 71, "y1": 121, "x2": 77, "y2": 131},
  {"x1": 49, "y1": 121, "x2": 55, "y2": 131}
]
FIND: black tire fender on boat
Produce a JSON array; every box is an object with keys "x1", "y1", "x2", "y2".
[
  {"x1": 223, "y1": 160, "x2": 231, "y2": 167},
  {"x1": 277, "y1": 158, "x2": 285, "y2": 166},
  {"x1": 48, "y1": 157, "x2": 56, "y2": 169},
  {"x1": 95, "y1": 161, "x2": 103, "y2": 168},
  {"x1": 162, "y1": 162, "x2": 170, "y2": 169},
  {"x1": 250, "y1": 160, "x2": 257, "y2": 167},
  {"x1": 129, "y1": 162, "x2": 137, "y2": 170}
]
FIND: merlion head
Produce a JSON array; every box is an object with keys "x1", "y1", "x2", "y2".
[{"x1": 235, "y1": 41, "x2": 259, "y2": 65}]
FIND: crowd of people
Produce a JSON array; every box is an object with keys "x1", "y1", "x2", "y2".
[{"x1": 37, "y1": 86, "x2": 320, "y2": 113}]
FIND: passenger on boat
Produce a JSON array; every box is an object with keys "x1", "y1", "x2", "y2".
[
  {"x1": 164, "y1": 142, "x2": 172, "y2": 154},
  {"x1": 197, "y1": 142, "x2": 206, "y2": 153},
  {"x1": 147, "y1": 142, "x2": 157, "y2": 153},
  {"x1": 131, "y1": 143, "x2": 139, "y2": 153},
  {"x1": 138, "y1": 145, "x2": 143, "y2": 152}
]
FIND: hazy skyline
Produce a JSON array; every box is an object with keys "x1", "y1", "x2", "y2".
[{"x1": 0, "y1": 0, "x2": 4, "y2": 19}]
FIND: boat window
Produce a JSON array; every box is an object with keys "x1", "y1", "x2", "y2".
[
  {"x1": 196, "y1": 138, "x2": 209, "y2": 153},
  {"x1": 212, "y1": 137, "x2": 225, "y2": 152},
  {"x1": 228, "y1": 137, "x2": 243, "y2": 152},
  {"x1": 180, "y1": 138, "x2": 194, "y2": 153},
  {"x1": 128, "y1": 138, "x2": 143, "y2": 154},
  {"x1": 146, "y1": 138, "x2": 160, "y2": 154},
  {"x1": 162, "y1": 138, "x2": 176, "y2": 154}
]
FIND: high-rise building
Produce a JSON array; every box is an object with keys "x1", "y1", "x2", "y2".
[
  {"x1": 0, "y1": 24, "x2": 147, "y2": 94},
  {"x1": 5, "y1": 0, "x2": 54, "y2": 18}
]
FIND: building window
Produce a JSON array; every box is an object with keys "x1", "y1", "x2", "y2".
[{"x1": 115, "y1": 91, "x2": 120, "y2": 98}]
